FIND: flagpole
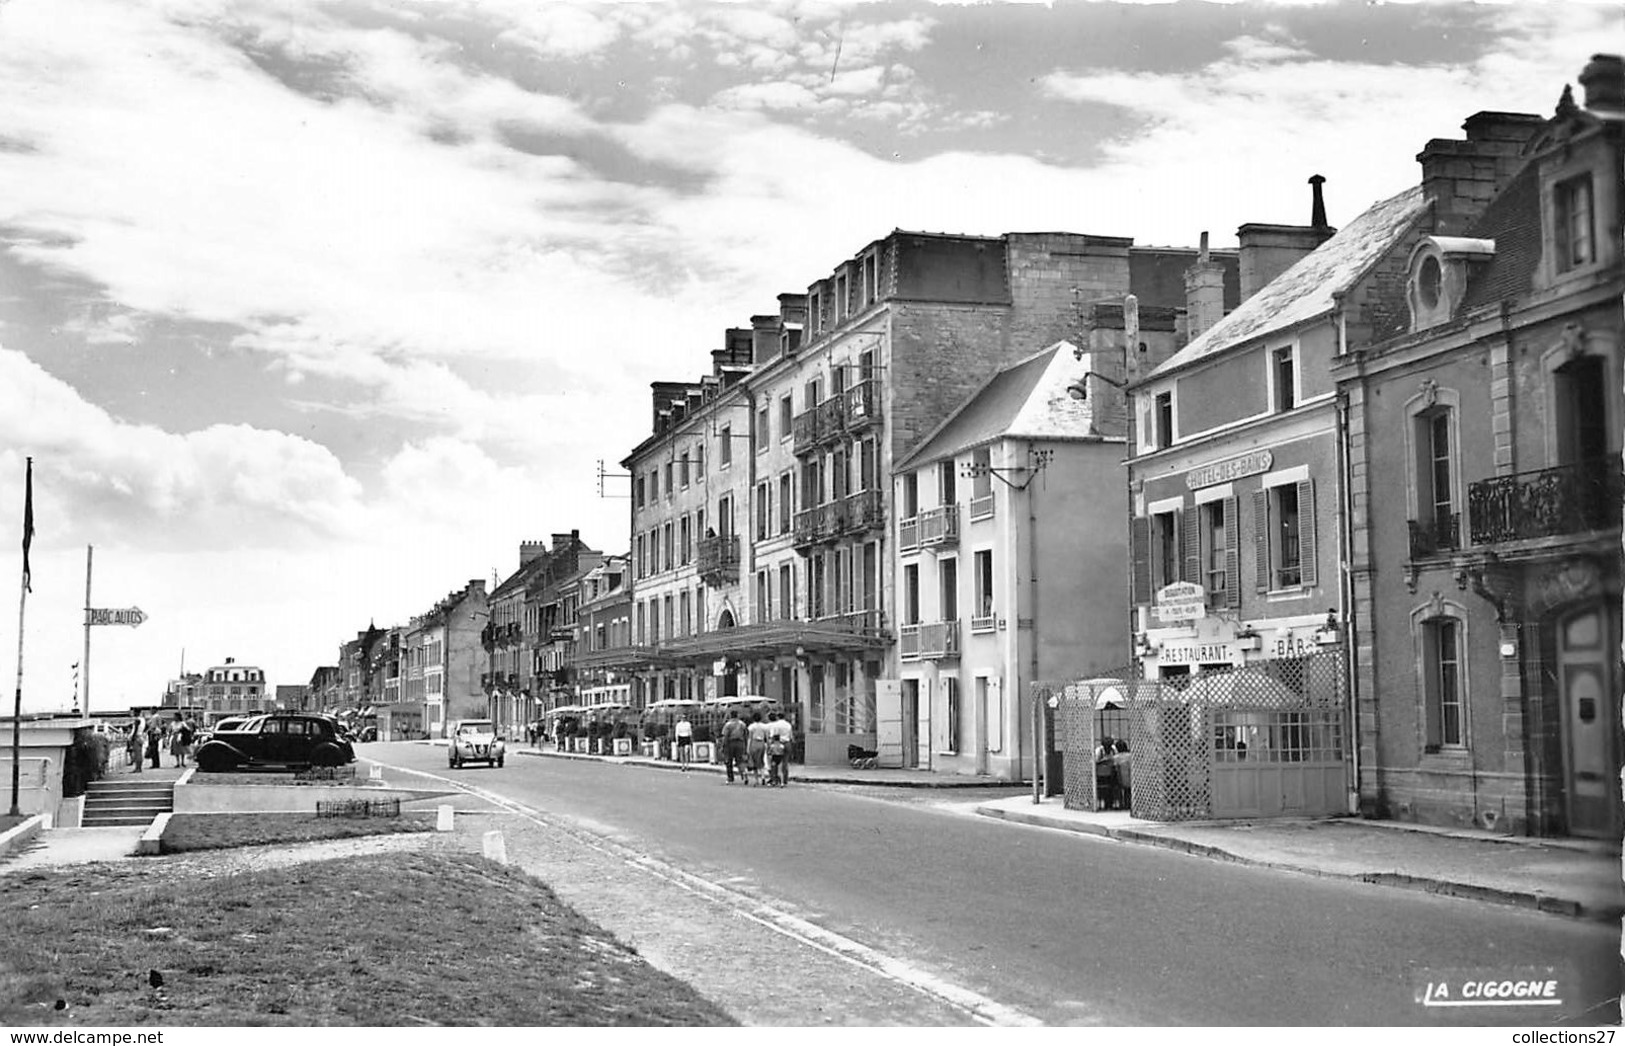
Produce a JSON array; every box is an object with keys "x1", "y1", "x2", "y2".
[
  {"x1": 83, "y1": 546, "x2": 92, "y2": 713},
  {"x1": 11, "y1": 456, "x2": 32, "y2": 818}
]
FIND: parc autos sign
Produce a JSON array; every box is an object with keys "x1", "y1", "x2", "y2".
[{"x1": 84, "y1": 606, "x2": 147, "y2": 628}]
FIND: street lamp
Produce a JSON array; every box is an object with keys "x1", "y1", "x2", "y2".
[{"x1": 1066, "y1": 371, "x2": 1129, "y2": 402}]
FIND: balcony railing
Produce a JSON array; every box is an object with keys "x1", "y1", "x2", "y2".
[
  {"x1": 1468, "y1": 459, "x2": 1623, "y2": 546},
  {"x1": 814, "y1": 395, "x2": 847, "y2": 446},
  {"x1": 917, "y1": 620, "x2": 959, "y2": 659},
  {"x1": 793, "y1": 502, "x2": 847, "y2": 550},
  {"x1": 696, "y1": 533, "x2": 741, "y2": 586},
  {"x1": 899, "y1": 624, "x2": 921, "y2": 660},
  {"x1": 844, "y1": 380, "x2": 880, "y2": 431},
  {"x1": 843, "y1": 489, "x2": 885, "y2": 534},
  {"x1": 1408, "y1": 513, "x2": 1460, "y2": 559},
  {"x1": 919, "y1": 504, "x2": 959, "y2": 547},
  {"x1": 969, "y1": 492, "x2": 996, "y2": 521},
  {"x1": 792, "y1": 408, "x2": 820, "y2": 455},
  {"x1": 831, "y1": 608, "x2": 886, "y2": 636},
  {"x1": 898, "y1": 515, "x2": 920, "y2": 552}
]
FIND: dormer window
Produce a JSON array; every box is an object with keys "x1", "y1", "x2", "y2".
[
  {"x1": 1554, "y1": 174, "x2": 1595, "y2": 272},
  {"x1": 1407, "y1": 237, "x2": 1495, "y2": 333}
]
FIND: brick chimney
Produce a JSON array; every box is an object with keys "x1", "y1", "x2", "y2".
[
  {"x1": 750, "y1": 314, "x2": 779, "y2": 365},
  {"x1": 1581, "y1": 53, "x2": 1624, "y2": 115},
  {"x1": 1417, "y1": 110, "x2": 1543, "y2": 234},
  {"x1": 519, "y1": 540, "x2": 548, "y2": 566},
  {"x1": 1184, "y1": 232, "x2": 1227, "y2": 340},
  {"x1": 1235, "y1": 175, "x2": 1336, "y2": 301}
]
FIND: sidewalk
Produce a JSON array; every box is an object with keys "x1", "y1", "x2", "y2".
[
  {"x1": 514, "y1": 743, "x2": 1003, "y2": 788},
  {"x1": 976, "y1": 795, "x2": 1625, "y2": 923}
]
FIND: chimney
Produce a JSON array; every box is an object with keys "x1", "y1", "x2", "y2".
[
  {"x1": 750, "y1": 314, "x2": 779, "y2": 364},
  {"x1": 1231, "y1": 177, "x2": 1337, "y2": 301},
  {"x1": 1184, "y1": 232, "x2": 1227, "y2": 340},
  {"x1": 519, "y1": 540, "x2": 548, "y2": 566},
  {"x1": 1581, "y1": 53, "x2": 1625, "y2": 116},
  {"x1": 552, "y1": 532, "x2": 576, "y2": 553},
  {"x1": 1417, "y1": 111, "x2": 1542, "y2": 234},
  {"x1": 1309, "y1": 174, "x2": 1328, "y2": 228}
]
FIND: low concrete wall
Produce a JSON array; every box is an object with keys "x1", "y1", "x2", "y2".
[
  {"x1": 55, "y1": 794, "x2": 85, "y2": 829},
  {"x1": 175, "y1": 781, "x2": 439, "y2": 814},
  {"x1": 0, "y1": 813, "x2": 46, "y2": 858}
]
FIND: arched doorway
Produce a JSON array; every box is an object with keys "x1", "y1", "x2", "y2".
[
  {"x1": 715, "y1": 609, "x2": 738, "y2": 697},
  {"x1": 1556, "y1": 600, "x2": 1622, "y2": 838}
]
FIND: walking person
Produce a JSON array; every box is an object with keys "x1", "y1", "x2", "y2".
[
  {"x1": 673, "y1": 711, "x2": 694, "y2": 772},
  {"x1": 146, "y1": 718, "x2": 163, "y2": 770},
  {"x1": 169, "y1": 718, "x2": 186, "y2": 768},
  {"x1": 745, "y1": 712, "x2": 769, "y2": 786},
  {"x1": 126, "y1": 717, "x2": 144, "y2": 774},
  {"x1": 719, "y1": 709, "x2": 748, "y2": 784},
  {"x1": 767, "y1": 709, "x2": 793, "y2": 787}
]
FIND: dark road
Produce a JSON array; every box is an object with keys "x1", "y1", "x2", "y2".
[{"x1": 369, "y1": 743, "x2": 1620, "y2": 1026}]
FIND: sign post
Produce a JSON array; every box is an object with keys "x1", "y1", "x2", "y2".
[{"x1": 81, "y1": 539, "x2": 147, "y2": 714}]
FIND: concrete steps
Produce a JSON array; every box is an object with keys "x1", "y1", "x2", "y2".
[{"x1": 81, "y1": 779, "x2": 173, "y2": 827}]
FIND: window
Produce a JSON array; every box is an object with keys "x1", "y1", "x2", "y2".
[
  {"x1": 756, "y1": 570, "x2": 771, "y2": 623},
  {"x1": 939, "y1": 557, "x2": 958, "y2": 621},
  {"x1": 901, "y1": 471, "x2": 919, "y2": 518},
  {"x1": 805, "y1": 378, "x2": 821, "y2": 412},
  {"x1": 1554, "y1": 175, "x2": 1595, "y2": 272},
  {"x1": 942, "y1": 677, "x2": 960, "y2": 754},
  {"x1": 862, "y1": 253, "x2": 879, "y2": 308},
  {"x1": 1253, "y1": 480, "x2": 1316, "y2": 591},
  {"x1": 663, "y1": 523, "x2": 674, "y2": 571},
  {"x1": 858, "y1": 439, "x2": 877, "y2": 491},
  {"x1": 779, "y1": 396, "x2": 792, "y2": 441},
  {"x1": 973, "y1": 549, "x2": 994, "y2": 624},
  {"x1": 1152, "y1": 510, "x2": 1179, "y2": 590},
  {"x1": 755, "y1": 480, "x2": 771, "y2": 540},
  {"x1": 716, "y1": 494, "x2": 732, "y2": 536},
  {"x1": 756, "y1": 407, "x2": 769, "y2": 452},
  {"x1": 695, "y1": 443, "x2": 704, "y2": 477},
  {"x1": 939, "y1": 460, "x2": 956, "y2": 505},
  {"x1": 809, "y1": 555, "x2": 826, "y2": 618},
  {"x1": 1202, "y1": 499, "x2": 1237, "y2": 606},
  {"x1": 903, "y1": 564, "x2": 920, "y2": 624},
  {"x1": 649, "y1": 469, "x2": 659, "y2": 501},
  {"x1": 664, "y1": 462, "x2": 673, "y2": 496},
  {"x1": 1155, "y1": 392, "x2": 1174, "y2": 449},
  {"x1": 1554, "y1": 355, "x2": 1608, "y2": 464},
  {"x1": 778, "y1": 473, "x2": 792, "y2": 533},
  {"x1": 779, "y1": 564, "x2": 794, "y2": 621},
  {"x1": 720, "y1": 426, "x2": 732, "y2": 467},
  {"x1": 635, "y1": 476, "x2": 645, "y2": 508},
  {"x1": 831, "y1": 447, "x2": 849, "y2": 501},
  {"x1": 1272, "y1": 347, "x2": 1296, "y2": 412},
  {"x1": 680, "y1": 515, "x2": 692, "y2": 565},
  {"x1": 680, "y1": 453, "x2": 690, "y2": 488},
  {"x1": 679, "y1": 590, "x2": 691, "y2": 636},
  {"x1": 1422, "y1": 617, "x2": 1464, "y2": 750}
]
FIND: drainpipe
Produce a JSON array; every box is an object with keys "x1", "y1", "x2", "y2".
[
  {"x1": 1333, "y1": 293, "x2": 1361, "y2": 817},
  {"x1": 1029, "y1": 441, "x2": 1042, "y2": 804}
]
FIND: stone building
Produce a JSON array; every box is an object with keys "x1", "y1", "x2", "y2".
[
  {"x1": 402, "y1": 579, "x2": 488, "y2": 738},
  {"x1": 1334, "y1": 56, "x2": 1623, "y2": 838}
]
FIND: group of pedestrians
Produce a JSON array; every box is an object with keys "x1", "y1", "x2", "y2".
[
  {"x1": 123, "y1": 713, "x2": 198, "y2": 772},
  {"x1": 711, "y1": 708, "x2": 792, "y2": 787}
]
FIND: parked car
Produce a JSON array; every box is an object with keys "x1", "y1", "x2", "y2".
[
  {"x1": 194, "y1": 712, "x2": 355, "y2": 772},
  {"x1": 357, "y1": 725, "x2": 378, "y2": 743},
  {"x1": 448, "y1": 719, "x2": 504, "y2": 769}
]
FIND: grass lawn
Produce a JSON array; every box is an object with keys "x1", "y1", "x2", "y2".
[
  {"x1": 159, "y1": 813, "x2": 434, "y2": 854},
  {"x1": 0, "y1": 851, "x2": 737, "y2": 1026}
]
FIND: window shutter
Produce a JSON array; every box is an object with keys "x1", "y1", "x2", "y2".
[
  {"x1": 1223, "y1": 496, "x2": 1240, "y2": 608},
  {"x1": 1297, "y1": 479, "x2": 1317, "y2": 588},
  {"x1": 1182, "y1": 507, "x2": 1200, "y2": 585},
  {"x1": 1131, "y1": 516, "x2": 1151, "y2": 605},
  {"x1": 1253, "y1": 489, "x2": 1271, "y2": 592}
]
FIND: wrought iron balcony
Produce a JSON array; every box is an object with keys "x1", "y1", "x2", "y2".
[
  {"x1": 814, "y1": 395, "x2": 847, "y2": 446},
  {"x1": 844, "y1": 380, "x2": 881, "y2": 432},
  {"x1": 696, "y1": 533, "x2": 741, "y2": 586},
  {"x1": 831, "y1": 608, "x2": 886, "y2": 636},
  {"x1": 918, "y1": 504, "x2": 959, "y2": 547},
  {"x1": 792, "y1": 408, "x2": 820, "y2": 456},
  {"x1": 792, "y1": 502, "x2": 847, "y2": 551},
  {"x1": 843, "y1": 489, "x2": 885, "y2": 534},
  {"x1": 1468, "y1": 459, "x2": 1623, "y2": 546},
  {"x1": 1407, "y1": 513, "x2": 1460, "y2": 559}
]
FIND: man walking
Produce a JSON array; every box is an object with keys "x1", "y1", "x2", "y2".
[
  {"x1": 127, "y1": 715, "x2": 146, "y2": 774},
  {"x1": 720, "y1": 709, "x2": 748, "y2": 783},
  {"x1": 673, "y1": 711, "x2": 694, "y2": 772},
  {"x1": 767, "y1": 709, "x2": 793, "y2": 787}
]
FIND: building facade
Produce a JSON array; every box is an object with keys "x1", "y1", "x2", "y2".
[
  {"x1": 167, "y1": 658, "x2": 267, "y2": 723},
  {"x1": 402, "y1": 579, "x2": 488, "y2": 738},
  {"x1": 1336, "y1": 60, "x2": 1624, "y2": 838}
]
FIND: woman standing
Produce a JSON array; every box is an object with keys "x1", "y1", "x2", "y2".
[{"x1": 745, "y1": 712, "x2": 769, "y2": 786}]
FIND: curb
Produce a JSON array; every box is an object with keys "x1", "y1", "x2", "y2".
[
  {"x1": 975, "y1": 806, "x2": 1621, "y2": 924},
  {"x1": 138, "y1": 812, "x2": 171, "y2": 856},
  {"x1": 517, "y1": 747, "x2": 1011, "y2": 788},
  {"x1": 0, "y1": 814, "x2": 47, "y2": 859}
]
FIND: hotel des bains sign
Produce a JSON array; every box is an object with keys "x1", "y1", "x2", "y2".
[{"x1": 1185, "y1": 449, "x2": 1272, "y2": 491}]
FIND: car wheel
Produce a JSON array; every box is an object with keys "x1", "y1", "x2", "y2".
[{"x1": 496, "y1": 756, "x2": 504, "y2": 768}]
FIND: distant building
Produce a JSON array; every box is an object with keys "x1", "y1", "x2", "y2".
[
  {"x1": 403, "y1": 580, "x2": 488, "y2": 738},
  {"x1": 166, "y1": 658, "x2": 267, "y2": 723},
  {"x1": 274, "y1": 684, "x2": 309, "y2": 711}
]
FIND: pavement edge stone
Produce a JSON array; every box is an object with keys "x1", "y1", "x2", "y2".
[{"x1": 0, "y1": 814, "x2": 45, "y2": 859}]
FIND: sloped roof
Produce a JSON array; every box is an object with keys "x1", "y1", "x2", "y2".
[
  {"x1": 1149, "y1": 186, "x2": 1428, "y2": 379},
  {"x1": 897, "y1": 341, "x2": 1103, "y2": 470},
  {"x1": 1460, "y1": 160, "x2": 1542, "y2": 310}
]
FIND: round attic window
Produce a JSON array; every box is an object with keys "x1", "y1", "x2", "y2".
[{"x1": 1417, "y1": 254, "x2": 1443, "y2": 310}]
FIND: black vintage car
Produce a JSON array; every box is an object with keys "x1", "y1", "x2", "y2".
[{"x1": 194, "y1": 712, "x2": 356, "y2": 771}]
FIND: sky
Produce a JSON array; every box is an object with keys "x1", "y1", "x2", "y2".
[{"x1": 0, "y1": 0, "x2": 1615, "y2": 712}]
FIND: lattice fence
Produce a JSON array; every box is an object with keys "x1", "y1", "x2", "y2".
[
  {"x1": 1045, "y1": 650, "x2": 1347, "y2": 821},
  {"x1": 316, "y1": 798, "x2": 400, "y2": 819}
]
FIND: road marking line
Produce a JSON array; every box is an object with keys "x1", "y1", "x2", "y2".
[{"x1": 368, "y1": 757, "x2": 1044, "y2": 1027}]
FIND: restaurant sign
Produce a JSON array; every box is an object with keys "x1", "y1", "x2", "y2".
[
  {"x1": 1153, "y1": 582, "x2": 1206, "y2": 623},
  {"x1": 1185, "y1": 449, "x2": 1273, "y2": 490}
]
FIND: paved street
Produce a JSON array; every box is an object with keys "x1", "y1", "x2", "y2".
[{"x1": 368, "y1": 743, "x2": 1620, "y2": 1026}]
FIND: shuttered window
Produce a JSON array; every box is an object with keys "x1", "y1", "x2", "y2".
[
  {"x1": 1131, "y1": 516, "x2": 1151, "y2": 605},
  {"x1": 1254, "y1": 480, "x2": 1317, "y2": 591}
]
